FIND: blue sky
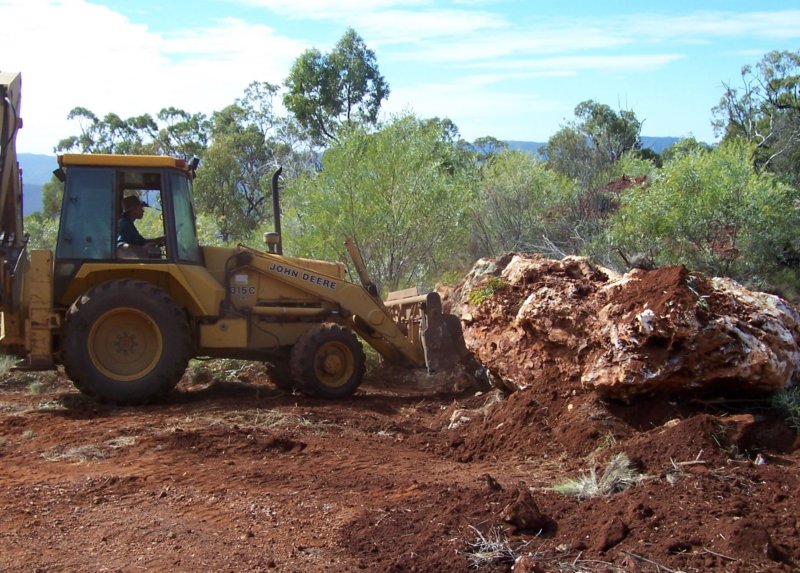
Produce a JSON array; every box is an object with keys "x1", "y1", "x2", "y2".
[{"x1": 2, "y1": 0, "x2": 800, "y2": 154}]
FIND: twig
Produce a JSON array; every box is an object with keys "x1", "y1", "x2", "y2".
[
  {"x1": 621, "y1": 551, "x2": 677, "y2": 572},
  {"x1": 700, "y1": 547, "x2": 737, "y2": 562}
]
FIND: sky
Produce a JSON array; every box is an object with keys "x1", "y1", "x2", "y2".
[{"x1": 2, "y1": 0, "x2": 800, "y2": 155}]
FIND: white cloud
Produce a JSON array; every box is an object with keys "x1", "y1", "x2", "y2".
[
  {"x1": 1, "y1": 0, "x2": 304, "y2": 153},
  {"x1": 4, "y1": 0, "x2": 800, "y2": 153},
  {"x1": 383, "y1": 75, "x2": 568, "y2": 142}
]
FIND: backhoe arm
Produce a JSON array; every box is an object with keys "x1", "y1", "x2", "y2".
[{"x1": 0, "y1": 72, "x2": 27, "y2": 315}]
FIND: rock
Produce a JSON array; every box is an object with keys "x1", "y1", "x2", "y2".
[
  {"x1": 455, "y1": 253, "x2": 800, "y2": 401},
  {"x1": 594, "y1": 516, "x2": 629, "y2": 551},
  {"x1": 499, "y1": 488, "x2": 554, "y2": 534},
  {"x1": 512, "y1": 555, "x2": 547, "y2": 573}
]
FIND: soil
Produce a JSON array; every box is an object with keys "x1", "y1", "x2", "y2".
[
  {"x1": 1, "y1": 255, "x2": 799, "y2": 572},
  {"x1": 0, "y1": 369, "x2": 797, "y2": 572}
]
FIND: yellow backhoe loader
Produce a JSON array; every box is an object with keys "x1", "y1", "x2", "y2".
[{"x1": 0, "y1": 72, "x2": 472, "y2": 404}]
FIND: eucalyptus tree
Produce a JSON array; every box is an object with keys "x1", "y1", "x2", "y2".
[
  {"x1": 713, "y1": 49, "x2": 800, "y2": 186},
  {"x1": 284, "y1": 28, "x2": 389, "y2": 145}
]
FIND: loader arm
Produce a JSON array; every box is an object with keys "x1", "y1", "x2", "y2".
[{"x1": 231, "y1": 246, "x2": 427, "y2": 367}]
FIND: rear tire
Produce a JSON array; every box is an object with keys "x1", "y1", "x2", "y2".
[
  {"x1": 62, "y1": 280, "x2": 191, "y2": 405},
  {"x1": 289, "y1": 324, "x2": 365, "y2": 399}
]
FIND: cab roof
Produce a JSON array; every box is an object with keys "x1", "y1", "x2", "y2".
[{"x1": 58, "y1": 154, "x2": 192, "y2": 173}]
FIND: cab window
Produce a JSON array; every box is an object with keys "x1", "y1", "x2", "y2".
[
  {"x1": 169, "y1": 172, "x2": 202, "y2": 264},
  {"x1": 56, "y1": 167, "x2": 115, "y2": 260}
]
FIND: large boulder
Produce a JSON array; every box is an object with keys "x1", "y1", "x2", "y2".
[{"x1": 453, "y1": 254, "x2": 800, "y2": 401}]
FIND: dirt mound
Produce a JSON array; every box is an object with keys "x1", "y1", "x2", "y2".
[{"x1": 434, "y1": 253, "x2": 800, "y2": 571}]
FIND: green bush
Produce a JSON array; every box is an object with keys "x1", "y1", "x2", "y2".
[{"x1": 468, "y1": 277, "x2": 508, "y2": 306}]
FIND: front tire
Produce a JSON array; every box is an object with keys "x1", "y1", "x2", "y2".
[
  {"x1": 62, "y1": 280, "x2": 191, "y2": 405},
  {"x1": 289, "y1": 324, "x2": 365, "y2": 399}
]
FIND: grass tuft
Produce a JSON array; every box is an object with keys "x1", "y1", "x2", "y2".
[
  {"x1": 771, "y1": 387, "x2": 800, "y2": 432},
  {"x1": 552, "y1": 453, "x2": 643, "y2": 499},
  {"x1": 463, "y1": 525, "x2": 518, "y2": 569}
]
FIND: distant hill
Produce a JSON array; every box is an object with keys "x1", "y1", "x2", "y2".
[
  {"x1": 18, "y1": 154, "x2": 57, "y2": 216},
  {"x1": 23, "y1": 184, "x2": 43, "y2": 216},
  {"x1": 18, "y1": 154, "x2": 57, "y2": 185},
  {"x1": 640, "y1": 136, "x2": 681, "y2": 153},
  {"x1": 506, "y1": 140, "x2": 546, "y2": 154},
  {"x1": 508, "y1": 136, "x2": 682, "y2": 156}
]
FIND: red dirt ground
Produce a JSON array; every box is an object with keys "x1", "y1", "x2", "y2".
[
  {"x1": 1, "y1": 255, "x2": 799, "y2": 572},
  {"x1": 0, "y1": 365, "x2": 797, "y2": 572}
]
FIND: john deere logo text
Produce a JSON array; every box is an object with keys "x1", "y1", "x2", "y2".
[{"x1": 269, "y1": 263, "x2": 337, "y2": 290}]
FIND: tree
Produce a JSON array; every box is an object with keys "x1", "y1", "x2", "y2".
[
  {"x1": 472, "y1": 150, "x2": 578, "y2": 258},
  {"x1": 541, "y1": 126, "x2": 602, "y2": 187},
  {"x1": 712, "y1": 50, "x2": 800, "y2": 186},
  {"x1": 285, "y1": 113, "x2": 475, "y2": 291},
  {"x1": 56, "y1": 108, "x2": 157, "y2": 154},
  {"x1": 57, "y1": 106, "x2": 209, "y2": 159},
  {"x1": 471, "y1": 136, "x2": 508, "y2": 164},
  {"x1": 574, "y1": 100, "x2": 642, "y2": 164},
  {"x1": 284, "y1": 28, "x2": 389, "y2": 144},
  {"x1": 605, "y1": 139, "x2": 800, "y2": 286},
  {"x1": 660, "y1": 137, "x2": 712, "y2": 163},
  {"x1": 543, "y1": 100, "x2": 643, "y2": 185},
  {"x1": 153, "y1": 107, "x2": 210, "y2": 160},
  {"x1": 192, "y1": 81, "x2": 301, "y2": 243}
]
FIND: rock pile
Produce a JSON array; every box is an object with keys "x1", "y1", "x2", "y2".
[{"x1": 451, "y1": 253, "x2": 800, "y2": 402}]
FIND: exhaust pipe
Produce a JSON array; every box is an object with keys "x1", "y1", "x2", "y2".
[{"x1": 271, "y1": 166, "x2": 283, "y2": 255}]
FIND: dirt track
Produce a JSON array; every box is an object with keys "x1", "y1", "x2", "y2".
[{"x1": 1, "y1": 365, "x2": 798, "y2": 573}]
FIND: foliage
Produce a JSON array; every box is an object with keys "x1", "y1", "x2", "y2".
[
  {"x1": 192, "y1": 82, "x2": 289, "y2": 242},
  {"x1": 542, "y1": 125, "x2": 605, "y2": 188},
  {"x1": 467, "y1": 277, "x2": 508, "y2": 306},
  {"x1": 606, "y1": 139, "x2": 800, "y2": 283},
  {"x1": 57, "y1": 107, "x2": 209, "y2": 158},
  {"x1": 473, "y1": 150, "x2": 582, "y2": 258},
  {"x1": 552, "y1": 453, "x2": 643, "y2": 499},
  {"x1": 771, "y1": 387, "x2": 800, "y2": 432},
  {"x1": 285, "y1": 113, "x2": 476, "y2": 291},
  {"x1": 574, "y1": 99, "x2": 642, "y2": 163},
  {"x1": 712, "y1": 50, "x2": 800, "y2": 187},
  {"x1": 24, "y1": 213, "x2": 59, "y2": 250},
  {"x1": 545, "y1": 100, "x2": 642, "y2": 186},
  {"x1": 660, "y1": 137, "x2": 713, "y2": 163},
  {"x1": 40, "y1": 176, "x2": 64, "y2": 219},
  {"x1": 284, "y1": 28, "x2": 389, "y2": 144},
  {"x1": 470, "y1": 136, "x2": 509, "y2": 163}
]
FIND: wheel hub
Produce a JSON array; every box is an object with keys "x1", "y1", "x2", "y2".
[{"x1": 88, "y1": 308, "x2": 163, "y2": 381}]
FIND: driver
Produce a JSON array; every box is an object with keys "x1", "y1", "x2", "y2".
[{"x1": 117, "y1": 195, "x2": 164, "y2": 249}]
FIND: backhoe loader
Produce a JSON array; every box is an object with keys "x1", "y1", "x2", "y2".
[{"x1": 0, "y1": 72, "x2": 471, "y2": 404}]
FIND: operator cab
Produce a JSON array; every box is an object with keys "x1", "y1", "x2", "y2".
[{"x1": 53, "y1": 154, "x2": 203, "y2": 303}]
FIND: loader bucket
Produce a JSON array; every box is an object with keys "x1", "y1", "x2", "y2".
[
  {"x1": 383, "y1": 289, "x2": 471, "y2": 372},
  {"x1": 420, "y1": 292, "x2": 471, "y2": 373}
]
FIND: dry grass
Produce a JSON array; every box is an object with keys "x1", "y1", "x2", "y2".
[
  {"x1": 552, "y1": 452, "x2": 644, "y2": 499},
  {"x1": 42, "y1": 444, "x2": 109, "y2": 463},
  {"x1": 463, "y1": 525, "x2": 519, "y2": 569}
]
